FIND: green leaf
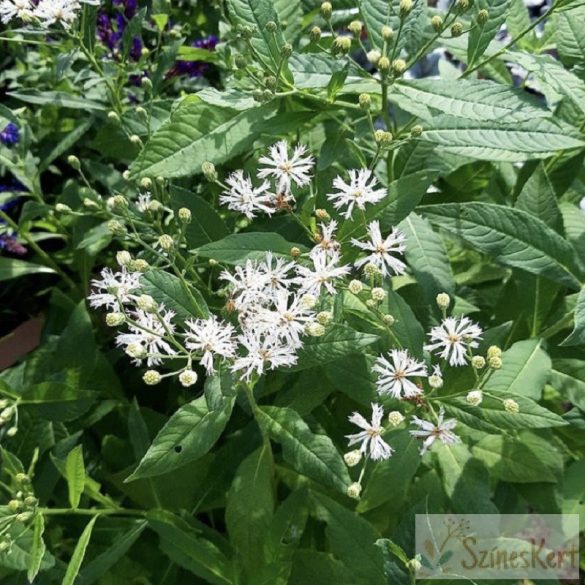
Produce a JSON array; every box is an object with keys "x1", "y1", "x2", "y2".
[
  {"x1": 140, "y1": 270, "x2": 209, "y2": 319},
  {"x1": 0, "y1": 258, "x2": 55, "y2": 282},
  {"x1": 561, "y1": 286, "x2": 585, "y2": 346},
  {"x1": 399, "y1": 212, "x2": 455, "y2": 302},
  {"x1": 293, "y1": 324, "x2": 379, "y2": 370},
  {"x1": 127, "y1": 374, "x2": 235, "y2": 480},
  {"x1": 421, "y1": 115, "x2": 584, "y2": 161},
  {"x1": 483, "y1": 339, "x2": 551, "y2": 399},
  {"x1": 19, "y1": 383, "x2": 96, "y2": 422},
  {"x1": 274, "y1": 0, "x2": 302, "y2": 43},
  {"x1": 169, "y1": 185, "x2": 228, "y2": 248},
  {"x1": 130, "y1": 98, "x2": 278, "y2": 179},
  {"x1": 27, "y1": 513, "x2": 46, "y2": 583},
  {"x1": 197, "y1": 232, "x2": 306, "y2": 264},
  {"x1": 255, "y1": 406, "x2": 350, "y2": 493},
  {"x1": 226, "y1": 445, "x2": 274, "y2": 574},
  {"x1": 8, "y1": 90, "x2": 106, "y2": 111},
  {"x1": 421, "y1": 202, "x2": 582, "y2": 289},
  {"x1": 62, "y1": 516, "x2": 98, "y2": 585},
  {"x1": 468, "y1": 0, "x2": 510, "y2": 66},
  {"x1": 556, "y1": 5, "x2": 585, "y2": 67},
  {"x1": 65, "y1": 445, "x2": 86, "y2": 509},
  {"x1": 394, "y1": 78, "x2": 548, "y2": 122},
  {"x1": 551, "y1": 359, "x2": 585, "y2": 411}
]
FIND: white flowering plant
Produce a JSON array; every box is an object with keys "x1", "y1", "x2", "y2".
[{"x1": 1, "y1": 0, "x2": 585, "y2": 583}]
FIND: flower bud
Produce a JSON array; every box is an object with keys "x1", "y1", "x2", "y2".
[
  {"x1": 316, "y1": 311, "x2": 333, "y2": 325},
  {"x1": 306, "y1": 322, "x2": 326, "y2": 337},
  {"x1": 399, "y1": 0, "x2": 413, "y2": 17},
  {"x1": 143, "y1": 370, "x2": 162, "y2": 386},
  {"x1": 136, "y1": 106, "x2": 147, "y2": 117},
  {"x1": 488, "y1": 356, "x2": 502, "y2": 370},
  {"x1": 129, "y1": 134, "x2": 142, "y2": 146},
  {"x1": 487, "y1": 345, "x2": 502, "y2": 359},
  {"x1": 366, "y1": 50, "x2": 381, "y2": 66},
  {"x1": 107, "y1": 111, "x2": 120, "y2": 124},
  {"x1": 431, "y1": 15, "x2": 443, "y2": 31},
  {"x1": 333, "y1": 35, "x2": 352, "y2": 54},
  {"x1": 503, "y1": 398, "x2": 519, "y2": 414},
  {"x1": 24, "y1": 496, "x2": 38, "y2": 508},
  {"x1": 371, "y1": 287, "x2": 386, "y2": 301},
  {"x1": 179, "y1": 369, "x2": 198, "y2": 387},
  {"x1": 477, "y1": 9, "x2": 489, "y2": 25},
  {"x1": 264, "y1": 76, "x2": 277, "y2": 90},
  {"x1": 116, "y1": 250, "x2": 132, "y2": 266},
  {"x1": 348, "y1": 280, "x2": 364, "y2": 294},
  {"x1": 348, "y1": 20, "x2": 363, "y2": 35},
  {"x1": 126, "y1": 343, "x2": 147, "y2": 360},
  {"x1": 346, "y1": 482, "x2": 362, "y2": 499},
  {"x1": 451, "y1": 22, "x2": 463, "y2": 37},
  {"x1": 315, "y1": 208, "x2": 330, "y2": 221},
  {"x1": 466, "y1": 390, "x2": 483, "y2": 406},
  {"x1": 141, "y1": 77, "x2": 153, "y2": 90},
  {"x1": 141, "y1": 47, "x2": 150, "y2": 57},
  {"x1": 392, "y1": 58, "x2": 407, "y2": 76},
  {"x1": 436, "y1": 292, "x2": 450, "y2": 310},
  {"x1": 148, "y1": 200, "x2": 163, "y2": 213},
  {"x1": 407, "y1": 557, "x2": 422, "y2": 573},
  {"x1": 301, "y1": 294, "x2": 317, "y2": 309},
  {"x1": 374, "y1": 129, "x2": 393, "y2": 144},
  {"x1": 290, "y1": 246, "x2": 301, "y2": 258},
  {"x1": 108, "y1": 220, "x2": 126, "y2": 236},
  {"x1": 310, "y1": 26, "x2": 322, "y2": 43},
  {"x1": 281, "y1": 43, "x2": 293, "y2": 57},
  {"x1": 122, "y1": 170, "x2": 131, "y2": 181},
  {"x1": 456, "y1": 0, "x2": 469, "y2": 12},
  {"x1": 364, "y1": 262, "x2": 380, "y2": 277},
  {"x1": 208, "y1": 258, "x2": 218, "y2": 266},
  {"x1": 383, "y1": 314, "x2": 395, "y2": 326},
  {"x1": 55, "y1": 203, "x2": 72, "y2": 214},
  {"x1": 387, "y1": 411, "x2": 405, "y2": 426},
  {"x1": 237, "y1": 24, "x2": 255, "y2": 40},
  {"x1": 6, "y1": 426, "x2": 17, "y2": 437},
  {"x1": 320, "y1": 1, "x2": 332, "y2": 19},
  {"x1": 344, "y1": 450, "x2": 362, "y2": 467},
  {"x1": 67, "y1": 155, "x2": 80, "y2": 170},
  {"x1": 471, "y1": 355, "x2": 486, "y2": 369},
  {"x1": 131, "y1": 258, "x2": 150, "y2": 272},
  {"x1": 202, "y1": 161, "x2": 218, "y2": 182},
  {"x1": 234, "y1": 54, "x2": 247, "y2": 69},
  {"x1": 411, "y1": 125, "x2": 423, "y2": 137},
  {"x1": 366, "y1": 299, "x2": 376, "y2": 308},
  {"x1": 112, "y1": 194, "x2": 128, "y2": 211},
  {"x1": 15, "y1": 512, "x2": 33, "y2": 523},
  {"x1": 265, "y1": 20, "x2": 278, "y2": 33},
  {"x1": 8, "y1": 500, "x2": 21, "y2": 512},
  {"x1": 381, "y1": 25, "x2": 394, "y2": 40},
  {"x1": 429, "y1": 372, "x2": 443, "y2": 389},
  {"x1": 106, "y1": 312, "x2": 125, "y2": 327},
  {"x1": 178, "y1": 207, "x2": 192, "y2": 223},
  {"x1": 0, "y1": 541, "x2": 10, "y2": 552},
  {"x1": 83, "y1": 197, "x2": 99, "y2": 208},
  {"x1": 140, "y1": 177, "x2": 153, "y2": 190},
  {"x1": 158, "y1": 234, "x2": 174, "y2": 251},
  {"x1": 378, "y1": 56, "x2": 391, "y2": 72},
  {"x1": 137, "y1": 294, "x2": 158, "y2": 313},
  {"x1": 359, "y1": 93, "x2": 371, "y2": 109}
]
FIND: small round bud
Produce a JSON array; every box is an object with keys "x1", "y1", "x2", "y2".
[
  {"x1": 344, "y1": 450, "x2": 362, "y2": 467},
  {"x1": 55, "y1": 203, "x2": 72, "y2": 213},
  {"x1": 131, "y1": 258, "x2": 150, "y2": 272},
  {"x1": 451, "y1": 22, "x2": 463, "y2": 37},
  {"x1": 315, "y1": 208, "x2": 330, "y2": 221},
  {"x1": 140, "y1": 47, "x2": 150, "y2": 57},
  {"x1": 8, "y1": 500, "x2": 21, "y2": 512},
  {"x1": 238, "y1": 24, "x2": 255, "y2": 40},
  {"x1": 392, "y1": 58, "x2": 407, "y2": 76},
  {"x1": 348, "y1": 20, "x2": 363, "y2": 35},
  {"x1": 0, "y1": 541, "x2": 10, "y2": 552},
  {"x1": 141, "y1": 77, "x2": 153, "y2": 90},
  {"x1": 208, "y1": 258, "x2": 218, "y2": 266},
  {"x1": 306, "y1": 322, "x2": 326, "y2": 337},
  {"x1": 158, "y1": 234, "x2": 174, "y2": 251},
  {"x1": 67, "y1": 155, "x2": 80, "y2": 170},
  {"x1": 374, "y1": 129, "x2": 393, "y2": 144},
  {"x1": 24, "y1": 496, "x2": 37, "y2": 508},
  {"x1": 136, "y1": 106, "x2": 147, "y2": 117},
  {"x1": 264, "y1": 76, "x2": 277, "y2": 90},
  {"x1": 105, "y1": 312, "x2": 125, "y2": 327},
  {"x1": 143, "y1": 370, "x2": 162, "y2": 386},
  {"x1": 148, "y1": 200, "x2": 163, "y2": 213},
  {"x1": 140, "y1": 177, "x2": 152, "y2": 190},
  {"x1": 290, "y1": 246, "x2": 301, "y2": 258},
  {"x1": 122, "y1": 170, "x2": 131, "y2": 181},
  {"x1": 431, "y1": 15, "x2": 443, "y2": 31},
  {"x1": 487, "y1": 345, "x2": 502, "y2": 359},
  {"x1": 407, "y1": 557, "x2": 422, "y2": 573},
  {"x1": 234, "y1": 54, "x2": 247, "y2": 69},
  {"x1": 371, "y1": 287, "x2": 386, "y2": 301},
  {"x1": 387, "y1": 411, "x2": 405, "y2": 426},
  {"x1": 129, "y1": 134, "x2": 142, "y2": 146},
  {"x1": 359, "y1": 93, "x2": 372, "y2": 109},
  {"x1": 347, "y1": 482, "x2": 362, "y2": 499},
  {"x1": 178, "y1": 207, "x2": 192, "y2": 223},
  {"x1": 6, "y1": 426, "x2": 17, "y2": 437},
  {"x1": 107, "y1": 220, "x2": 126, "y2": 236},
  {"x1": 383, "y1": 314, "x2": 395, "y2": 326},
  {"x1": 488, "y1": 356, "x2": 502, "y2": 370},
  {"x1": 381, "y1": 25, "x2": 394, "y2": 40},
  {"x1": 83, "y1": 197, "x2": 99, "y2": 208},
  {"x1": 320, "y1": 1, "x2": 332, "y2": 19},
  {"x1": 107, "y1": 111, "x2": 120, "y2": 124},
  {"x1": 0, "y1": 400, "x2": 7, "y2": 409},
  {"x1": 366, "y1": 50, "x2": 381, "y2": 66},
  {"x1": 136, "y1": 294, "x2": 158, "y2": 313},
  {"x1": 364, "y1": 262, "x2": 381, "y2": 277},
  {"x1": 301, "y1": 294, "x2": 317, "y2": 309},
  {"x1": 399, "y1": 0, "x2": 413, "y2": 17},
  {"x1": 471, "y1": 355, "x2": 486, "y2": 369},
  {"x1": 466, "y1": 390, "x2": 483, "y2": 406},
  {"x1": 333, "y1": 35, "x2": 352, "y2": 54},
  {"x1": 456, "y1": 0, "x2": 469, "y2": 12},
  {"x1": 281, "y1": 43, "x2": 293, "y2": 57},
  {"x1": 202, "y1": 161, "x2": 218, "y2": 182},
  {"x1": 125, "y1": 343, "x2": 147, "y2": 360},
  {"x1": 179, "y1": 369, "x2": 198, "y2": 388},
  {"x1": 112, "y1": 194, "x2": 128, "y2": 210},
  {"x1": 116, "y1": 251, "x2": 132, "y2": 267},
  {"x1": 477, "y1": 9, "x2": 489, "y2": 25},
  {"x1": 378, "y1": 56, "x2": 391, "y2": 72},
  {"x1": 411, "y1": 125, "x2": 423, "y2": 137},
  {"x1": 265, "y1": 20, "x2": 278, "y2": 33},
  {"x1": 429, "y1": 372, "x2": 443, "y2": 389},
  {"x1": 348, "y1": 280, "x2": 364, "y2": 294},
  {"x1": 316, "y1": 311, "x2": 333, "y2": 326},
  {"x1": 436, "y1": 292, "x2": 450, "y2": 310},
  {"x1": 366, "y1": 299, "x2": 377, "y2": 308},
  {"x1": 503, "y1": 398, "x2": 519, "y2": 414},
  {"x1": 15, "y1": 512, "x2": 33, "y2": 523},
  {"x1": 310, "y1": 26, "x2": 322, "y2": 43}
]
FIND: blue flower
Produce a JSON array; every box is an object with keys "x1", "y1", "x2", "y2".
[{"x1": 0, "y1": 123, "x2": 19, "y2": 147}]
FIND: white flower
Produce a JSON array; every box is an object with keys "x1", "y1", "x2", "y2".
[
  {"x1": 295, "y1": 249, "x2": 350, "y2": 296},
  {"x1": 136, "y1": 193, "x2": 152, "y2": 213},
  {"x1": 260, "y1": 252, "x2": 296, "y2": 294},
  {"x1": 184, "y1": 316, "x2": 237, "y2": 374},
  {"x1": 310, "y1": 220, "x2": 340, "y2": 259},
  {"x1": 258, "y1": 140, "x2": 314, "y2": 195},
  {"x1": 327, "y1": 169, "x2": 386, "y2": 219},
  {"x1": 351, "y1": 221, "x2": 407, "y2": 277},
  {"x1": 116, "y1": 307, "x2": 177, "y2": 367},
  {"x1": 428, "y1": 364, "x2": 443, "y2": 388},
  {"x1": 220, "y1": 260, "x2": 271, "y2": 310},
  {"x1": 0, "y1": 0, "x2": 34, "y2": 23},
  {"x1": 425, "y1": 316, "x2": 483, "y2": 367},
  {"x1": 373, "y1": 350, "x2": 427, "y2": 399},
  {"x1": 220, "y1": 170, "x2": 275, "y2": 219},
  {"x1": 346, "y1": 403, "x2": 393, "y2": 461},
  {"x1": 231, "y1": 332, "x2": 297, "y2": 381},
  {"x1": 88, "y1": 267, "x2": 141, "y2": 311},
  {"x1": 34, "y1": 0, "x2": 82, "y2": 28},
  {"x1": 410, "y1": 407, "x2": 460, "y2": 454}
]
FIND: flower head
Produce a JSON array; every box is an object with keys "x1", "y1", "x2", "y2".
[
  {"x1": 425, "y1": 316, "x2": 482, "y2": 367},
  {"x1": 220, "y1": 170, "x2": 275, "y2": 220},
  {"x1": 327, "y1": 169, "x2": 386, "y2": 219},
  {"x1": 373, "y1": 349, "x2": 427, "y2": 399},
  {"x1": 410, "y1": 407, "x2": 460, "y2": 454},
  {"x1": 0, "y1": 0, "x2": 33, "y2": 24},
  {"x1": 351, "y1": 221, "x2": 407, "y2": 277},
  {"x1": 184, "y1": 316, "x2": 237, "y2": 374},
  {"x1": 88, "y1": 267, "x2": 141, "y2": 311},
  {"x1": 0, "y1": 122, "x2": 19, "y2": 146},
  {"x1": 310, "y1": 220, "x2": 340, "y2": 260},
  {"x1": 258, "y1": 140, "x2": 314, "y2": 195},
  {"x1": 294, "y1": 249, "x2": 350, "y2": 296},
  {"x1": 346, "y1": 403, "x2": 393, "y2": 461}
]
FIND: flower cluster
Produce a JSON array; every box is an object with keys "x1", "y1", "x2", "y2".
[
  {"x1": 97, "y1": 0, "x2": 142, "y2": 61},
  {"x1": 0, "y1": 123, "x2": 19, "y2": 147},
  {"x1": 0, "y1": 0, "x2": 99, "y2": 28}
]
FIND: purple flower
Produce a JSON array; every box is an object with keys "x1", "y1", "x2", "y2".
[
  {"x1": 169, "y1": 35, "x2": 218, "y2": 79},
  {"x1": 0, "y1": 123, "x2": 19, "y2": 147},
  {"x1": 0, "y1": 234, "x2": 26, "y2": 256},
  {"x1": 97, "y1": 0, "x2": 141, "y2": 62}
]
